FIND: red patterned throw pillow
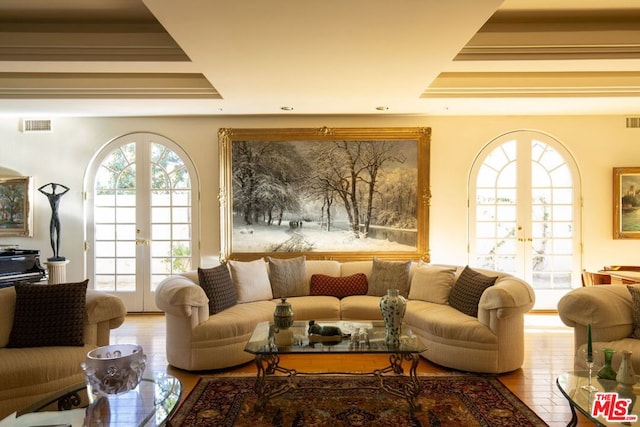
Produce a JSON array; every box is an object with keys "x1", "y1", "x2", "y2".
[{"x1": 310, "y1": 273, "x2": 368, "y2": 299}]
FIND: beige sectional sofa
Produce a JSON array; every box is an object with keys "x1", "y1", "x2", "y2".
[
  {"x1": 155, "y1": 259, "x2": 535, "y2": 374},
  {"x1": 558, "y1": 285, "x2": 640, "y2": 373},
  {"x1": 0, "y1": 286, "x2": 127, "y2": 419}
]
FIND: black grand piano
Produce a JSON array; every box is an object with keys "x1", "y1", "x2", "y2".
[{"x1": 0, "y1": 248, "x2": 47, "y2": 288}]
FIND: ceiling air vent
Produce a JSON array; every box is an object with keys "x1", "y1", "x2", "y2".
[
  {"x1": 625, "y1": 117, "x2": 640, "y2": 128},
  {"x1": 20, "y1": 119, "x2": 52, "y2": 133}
]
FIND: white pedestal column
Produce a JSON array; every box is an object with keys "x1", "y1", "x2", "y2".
[{"x1": 45, "y1": 260, "x2": 70, "y2": 284}]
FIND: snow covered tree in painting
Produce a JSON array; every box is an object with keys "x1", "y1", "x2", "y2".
[
  {"x1": 232, "y1": 139, "x2": 418, "y2": 252},
  {"x1": 233, "y1": 141, "x2": 308, "y2": 226}
]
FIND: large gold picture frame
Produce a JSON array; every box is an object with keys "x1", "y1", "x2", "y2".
[
  {"x1": 218, "y1": 127, "x2": 431, "y2": 262},
  {"x1": 0, "y1": 176, "x2": 33, "y2": 237},
  {"x1": 613, "y1": 167, "x2": 640, "y2": 239}
]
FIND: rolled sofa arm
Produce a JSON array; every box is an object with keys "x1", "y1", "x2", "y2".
[
  {"x1": 558, "y1": 286, "x2": 634, "y2": 346},
  {"x1": 478, "y1": 276, "x2": 535, "y2": 319},
  {"x1": 155, "y1": 273, "x2": 209, "y2": 318},
  {"x1": 85, "y1": 289, "x2": 127, "y2": 329}
]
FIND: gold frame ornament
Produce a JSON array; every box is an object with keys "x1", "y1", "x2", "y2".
[
  {"x1": 218, "y1": 127, "x2": 431, "y2": 262},
  {"x1": 613, "y1": 167, "x2": 640, "y2": 239}
]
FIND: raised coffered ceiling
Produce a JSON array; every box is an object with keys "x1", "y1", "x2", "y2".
[{"x1": 0, "y1": 0, "x2": 639, "y2": 116}]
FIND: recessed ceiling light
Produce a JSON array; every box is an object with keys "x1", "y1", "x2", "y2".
[
  {"x1": 376, "y1": 106, "x2": 389, "y2": 111},
  {"x1": 281, "y1": 106, "x2": 294, "y2": 111}
]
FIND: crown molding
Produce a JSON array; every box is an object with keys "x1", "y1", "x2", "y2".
[
  {"x1": 456, "y1": 44, "x2": 640, "y2": 61},
  {"x1": 458, "y1": 10, "x2": 640, "y2": 61},
  {"x1": 0, "y1": 24, "x2": 189, "y2": 62},
  {"x1": 422, "y1": 71, "x2": 640, "y2": 98},
  {"x1": 0, "y1": 73, "x2": 220, "y2": 98}
]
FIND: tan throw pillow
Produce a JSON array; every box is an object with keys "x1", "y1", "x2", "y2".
[
  {"x1": 367, "y1": 258, "x2": 411, "y2": 297},
  {"x1": 408, "y1": 265, "x2": 457, "y2": 304},
  {"x1": 268, "y1": 256, "x2": 308, "y2": 298},
  {"x1": 228, "y1": 258, "x2": 273, "y2": 303},
  {"x1": 627, "y1": 285, "x2": 640, "y2": 339}
]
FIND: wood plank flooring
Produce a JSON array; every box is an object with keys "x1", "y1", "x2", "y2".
[{"x1": 110, "y1": 313, "x2": 590, "y2": 426}]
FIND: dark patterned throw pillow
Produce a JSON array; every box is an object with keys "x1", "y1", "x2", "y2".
[
  {"x1": 198, "y1": 264, "x2": 237, "y2": 314},
  {"x1": 448, "y1": 266, "x2": 498, "y2": 317},
  {"x1": 7, "y1": 280, "x2": 88, "y2": 348}
]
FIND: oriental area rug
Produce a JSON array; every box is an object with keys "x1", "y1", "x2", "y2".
[{"x1": 168, "y1": 375, "x2": 548, "y2": 427}]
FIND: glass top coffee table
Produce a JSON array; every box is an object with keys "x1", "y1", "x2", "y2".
[
  {"x1": 7, "y1": 372, "x2": 181, "y2": 427},
  {"x1": 244, "y1": 320, "x2": 427, "y2": 412},
  {"x1": 557, "y1": 371, "x2": 640, "y2": 426}
]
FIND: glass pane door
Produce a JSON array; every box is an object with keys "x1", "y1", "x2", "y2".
[
  {"x1": 87, "y1": 133, "x2": 197, "y2": 312},
  {"x1": 470, "y1": 131, "x2": 581, "y2": 310}
]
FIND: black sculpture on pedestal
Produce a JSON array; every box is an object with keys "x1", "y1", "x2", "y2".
[{"x1": 38, "y1": 183, "x2": 70, "y2": 261}]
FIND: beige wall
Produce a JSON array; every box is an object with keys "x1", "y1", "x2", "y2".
[{"x1": 0, "y1": 114, "x2": 638, "y2": 286}]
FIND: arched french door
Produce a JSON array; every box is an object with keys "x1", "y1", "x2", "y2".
[
  {"x1": 84, "y1": 133, "x2": 199, "y2": 312},
  {"x1": 469, "y1": 130, "x2": 582, "y2": 310}
]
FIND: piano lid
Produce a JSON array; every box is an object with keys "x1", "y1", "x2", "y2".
[
  {"x1": 0, "y1": 248, "x2": 47, "y2": 286},
  {"x1": 0, "y1": 248, "x2": 41, "y2": 257}
]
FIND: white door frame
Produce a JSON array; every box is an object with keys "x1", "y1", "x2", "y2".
[
  {"x1": 83, "y1": 132, "x2": 200, "y2": 311},
  {"x1": 468, "y1": 130, "x2": 583, "y2": 310}
]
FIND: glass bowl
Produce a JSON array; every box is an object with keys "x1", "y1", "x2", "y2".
[{"x1": 81, "y1": 344, "x2": 146, "y2": 396}]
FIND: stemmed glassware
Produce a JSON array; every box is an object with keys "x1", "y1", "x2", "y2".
[{"x1": 581, "y1": 347, "x2": 599, "y2": 392}]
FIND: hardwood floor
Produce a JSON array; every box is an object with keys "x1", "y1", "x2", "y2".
[{"x1": 111, "y1": 313, "x2": 590, "y2": 426}]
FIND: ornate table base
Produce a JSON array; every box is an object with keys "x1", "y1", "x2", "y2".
[{"x1": 253, "y1": 352, "x2": 423, "y2": 412}]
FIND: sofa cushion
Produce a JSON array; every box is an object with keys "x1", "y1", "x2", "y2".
[
  {"x1": 283, "y1": 296, "x2": 341, "y2": 320},
  {"x1": 7, "y1": 280, "x2": 88, "y2": 348},
  {"x1": 341, "y1": 261, "x2": 373, "y2": 277},
  {"x1": 341, "y1": 295, "x2": 384, "y2": 321},
  {"x1": 228, "y1": 258, "x2": 273, "y2": 303},
  {"x1": 406, "y1": 300, "x2": 498, "y2": 345},
  {"x1": 627, "y1": 285, "x2": 640, "y2": 339},
  {"x1": 0, "y1": 345, "x2": 91, "y2": 391},
  {"x1": 367, "y1": 258, "x2": 411, "y2": 297},
  {"x1": 408, "y1": 265, "x2": 457, "y2": 304},
  {"x1": 191, "y1": 301, "x2": 276, "y2": 343},
  {"x1": 305, "y1": 260, "x2": 342, "y2": 282},
  {"x1": 310, "y1": 273, "x2": 368, "y2": 299},
  {"x1": 268, "y1": 256, "x2": 308, "y2": 298},
  {"x1": 198, "y1": 264, "x2": 237, "y2": 314},
  {"x1": 448, "y1": 266, "x2": 497, "y2": 317}
]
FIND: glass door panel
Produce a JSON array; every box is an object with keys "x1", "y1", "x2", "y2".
[
  {"x1": 87, "y1": 134, "x2": 197, "y2": 312},
  {"x1": 470, "y1": 131, "x2": 581, "y2": 310}
]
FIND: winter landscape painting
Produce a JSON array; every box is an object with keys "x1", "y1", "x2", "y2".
[{"x1": 218, "y1": 127, "x2": 430, "y2": 261}]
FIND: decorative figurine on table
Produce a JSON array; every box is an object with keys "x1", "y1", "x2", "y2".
[
  {"x1": 307, "y1": 320, "x2": 348, "y2": 343},
  {"x1": 38, "y1": 182, "x2": 70, "y2": 261}
]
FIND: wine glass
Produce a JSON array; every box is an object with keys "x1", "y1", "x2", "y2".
[{"x1": 579, "y1": 347, "x2": 600, "y2": 392}]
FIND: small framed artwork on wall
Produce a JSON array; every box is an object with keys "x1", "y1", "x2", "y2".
[
  {"x1": 0, "y1": 176, "x2": 33, "y2": 237},
  {"x1": 613, "y1": 167, "x2": 640, "y2": 239}
]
